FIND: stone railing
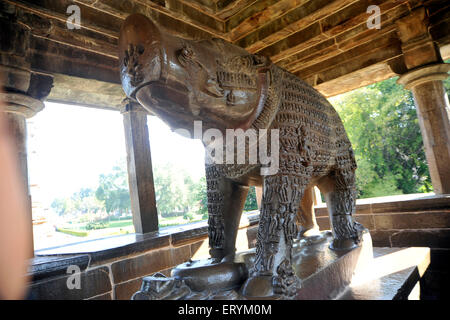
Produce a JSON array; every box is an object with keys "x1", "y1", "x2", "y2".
[{"x1": 26, "y1": 193, "x2": 450, "y2": 300}]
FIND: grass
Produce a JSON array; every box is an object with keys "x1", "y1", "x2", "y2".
[
  {"x1": 56, "y1": 214, "x2": 206, "y2": 237},
  {"x1": 55, "y1": 227, "x2": 89, "y2": 237}
]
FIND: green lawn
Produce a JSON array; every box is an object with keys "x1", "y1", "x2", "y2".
[{"x1": 57, "y1": 214, "x2": 207, "y2": 236}]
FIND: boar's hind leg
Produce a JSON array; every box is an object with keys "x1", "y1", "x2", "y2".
[
  {"x1": 242, "y1": 174, "x2": 307, "y2": 298},
  {"x1": 205, "y1": 165, "x2": 249, "y2": 262},
  {"x1": 318, "y1": 169, "x2": 366, "y2": 250},
  {"x1": 297, "y1": 186, "x2": 320, "y2": 238}
]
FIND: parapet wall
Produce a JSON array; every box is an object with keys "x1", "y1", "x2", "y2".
[
  {"x1": 315, "y1": 194, "x2": 450, "y2": 248},
  {"x1": 27, "y1": 214, "x2": 259, "y2": 300},
  {"x1": 27, "y1": 194, "x2": 450, "y2": 300}
]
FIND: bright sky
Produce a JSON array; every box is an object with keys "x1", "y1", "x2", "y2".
[{"x1": 27, "y1": 102, "x2": 206, "y2": 207}]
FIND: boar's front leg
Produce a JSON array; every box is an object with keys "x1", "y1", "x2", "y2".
[
  {"x1": 242, "y1": 174, "x2": 307, "y2": 298},
  {"x1": 205, "y1": 164, "x2": 249, "y2": 262}
]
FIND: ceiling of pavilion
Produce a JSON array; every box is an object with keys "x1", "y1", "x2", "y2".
[{"x1": 3, "y1": 0, "x2": 450, "y2": 109}]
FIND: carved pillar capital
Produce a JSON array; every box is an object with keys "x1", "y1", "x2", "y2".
[
  {"x1": 1, "y1": 4, "x2": 53, "y2": 118},
  {"x1": 0, "y1": 70, "x2": 53, "y2": 118},
  {"x1": 397, "y1": 63, "x2": 450, "y2": 90},
  {"x1": 1, "y1": 92, "x2": 44, "y2": 118}
]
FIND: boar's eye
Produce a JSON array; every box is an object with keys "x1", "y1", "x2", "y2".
[
  {"x1": 181, "y1": 46, "x2": 193, "y2": 59},
  {"x1": 226, "y1": 90, "x2": 236, "y2": 106},
  {"x1": 137, "y1": 44, "x2": 145, "y2": 55}
]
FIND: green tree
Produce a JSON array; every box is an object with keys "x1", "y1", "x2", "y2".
[
  {"x1": 51, "y1": 198, "x2": 69, "y2": 216},
  {"x1": 244, "y1": 186, "x2": 258, "y2": 211},
  {"x1": 95, "y1": 164, "x2": 131, "y2": 215},
  {"x1": 331, "y1": 77, "x2": 432, "y2": 198},
  {"x1": 153, "y1": 164, "x2": 187, "y2": 216}
]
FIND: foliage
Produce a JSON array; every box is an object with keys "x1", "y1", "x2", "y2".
[
  {"x1": 51, "y1": 188, "x2": 103, "y2": 217},
  {"x1": 95, "y1": 163, "x2": 131, "y2": 214},
  {"x1": 244, "y1": 187, "x2": 258, "y2": 211},
  {"x1": 153, "y1": 163, "x2": 197, "y2": 216},
  {"x1": 85, "y1": 221, "x2": 108, "y2": 230},
  {"x1": 183, "y1": 212, "x2": 195, "y2": 221},
  {"x1": 331, "y1": 77, "x2": 438, "y2": 198}
]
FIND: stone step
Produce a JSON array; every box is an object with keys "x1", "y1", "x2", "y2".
[{"x1": 338, "y1": 247, "x2": 430, "y2": 300}]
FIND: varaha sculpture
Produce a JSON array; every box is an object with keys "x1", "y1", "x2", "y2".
[{"x1": 119, "y1": 14, "x2": 367, "y2": 299}]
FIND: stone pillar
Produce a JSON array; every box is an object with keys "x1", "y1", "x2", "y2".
[
  {"x1": 398, "y1": 64, "x2": 450, "y2": 194},
  {"x1": 1, "y1": 95, "x2": 44, "y2": 189},
  {"x1": 1, "y1": 5, "x2": 53, "y2": 252},
  {"x1": 0, "y1": 93, "x2": 46, "y2": 253},
  {"x1": 121, "y1": 99, "x2": 159, "y2": 234},
  {"x1": 396, "y1": 7, "x2": 450, "y2": 194}
]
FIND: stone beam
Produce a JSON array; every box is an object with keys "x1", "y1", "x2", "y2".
[{"x1": 46, "y1": 74, "x2": 125, "y2": 111}]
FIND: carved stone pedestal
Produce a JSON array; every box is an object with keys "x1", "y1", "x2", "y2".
[{"x1": 132, "y1": 231, "x2": 376, "y2": 300}]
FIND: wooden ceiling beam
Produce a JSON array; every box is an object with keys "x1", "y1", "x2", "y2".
[
  {"x1": 228, "y1": 0, "x2": 309, "y2": 40},
  {"x1": 295, "y1": 37, "x2": 402, "y2": 83},
  {"x1": 287, "y1": 26, "x2": 397, "y2": 75},
  {"x1": 260, "y1": 0, "x2": 408, "y2": 63},
  {"x1": 14, "y1": 6, "x2": 118, "y2": 59},
  {"x1": 76, "y1": 0, "x2": 227, "y2": 40},
  {"x1": 164, "y1": 0, "x2": 226, "y2": 32},
  {"x1": 225, "y1": 0, "x2": 280, "y2": 34},
  {"x1": 279, "y1": 3, "x2": 409, "y2": 73},
  {"x1": 175, "y1": 0, "x2": 258, "y2": 21},
  {"x1": 181, "y1": 0, "x2": 237, "y2": 13},
  {"x1": 313, "y1": 62, "x2": 397, "y2": 97},
  {"x1": 7, "y1": 0, "x2": 120, "y2": 38},
  {"x1": 216, "y1": 0, "x2": 259, "y2": 20},
  {"x1": 233, "y1": 0, "x2": 358, "y2": 52},
  {"x1": 30, "y1": 36, "x2": 120, "y2": 84}
]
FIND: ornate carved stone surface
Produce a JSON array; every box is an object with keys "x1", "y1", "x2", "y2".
[{"x1": 119, "y1": 14, "x2": 366, "y2": 299}]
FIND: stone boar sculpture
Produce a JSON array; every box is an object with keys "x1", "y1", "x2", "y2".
[{"x1": 119, "y1": 14, "x2": 366, "y2": 298}]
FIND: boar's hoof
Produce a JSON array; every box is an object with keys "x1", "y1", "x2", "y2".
[{"x1": 330, "y1": 223, "x2": 368, "y2": 251}]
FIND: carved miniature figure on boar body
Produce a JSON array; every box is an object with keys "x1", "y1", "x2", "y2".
[{"x1": 119, "y1": 14, "x2": 366, "y2": 298}]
